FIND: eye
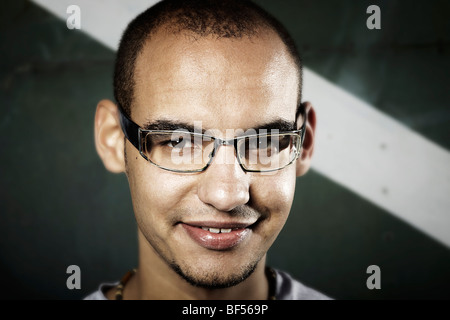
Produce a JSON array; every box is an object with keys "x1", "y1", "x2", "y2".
[
  {"x1": 166, "y1": 135, "x2": 192, "y2": 149},
  {"x1": 278, "y1": 135, "x2": 291, "y2": 151},
  {"x1": 258, "y1": 136, "x2": 272, "y2": 149},
  {"x1": 249, "y1": 136, "x2": 272, "y2": 149}
]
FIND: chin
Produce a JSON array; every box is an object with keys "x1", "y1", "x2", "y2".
[{"x1": 169, "y1": 257, "x2": 260, "y2": 289}]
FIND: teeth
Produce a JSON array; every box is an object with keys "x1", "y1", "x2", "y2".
[{"x1": 201, "y1": 227, "x2": 233, "y2": 233}]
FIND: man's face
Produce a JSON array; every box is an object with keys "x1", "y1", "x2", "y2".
[{"x1": 126, "y1": 30, "x2": 300, "y2": 288}]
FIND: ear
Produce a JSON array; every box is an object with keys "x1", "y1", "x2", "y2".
[
  {"x1": 296, "y1": 101, "x2": 316, "y2": 177},
  {"x1": 94, "y1": 99, "x2": 126, "y2": 173}
]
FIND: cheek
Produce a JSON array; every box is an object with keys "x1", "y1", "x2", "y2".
[
  {"x1": 253, "y1": 170, "x2": 296, "y2": 213},
  {"x1": 251, "y1": 169, "x2": 296, "y2": 237},
  {"x1": 126, "y1": 152, "x2": 194, "y2": 229}
]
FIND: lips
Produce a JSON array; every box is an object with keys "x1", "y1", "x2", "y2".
[{"x1": 180, "y1": 221, "x2": 254, "y2": 251}]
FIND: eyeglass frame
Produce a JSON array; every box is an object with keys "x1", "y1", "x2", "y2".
[{"x1": 118, "y1": 104, "x2": 307, "y2": 173}]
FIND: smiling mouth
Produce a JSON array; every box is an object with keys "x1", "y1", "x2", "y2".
[
  {"x1": 200, "y1": 227, "x2": 234, "y2": 233},
  {"x1": 180, "y1": 221, "x2": 257, "y2": 251}
]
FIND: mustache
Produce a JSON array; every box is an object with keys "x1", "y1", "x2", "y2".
[{"x1": 172, "y1": 204, "x2": 266, "y2": 223}]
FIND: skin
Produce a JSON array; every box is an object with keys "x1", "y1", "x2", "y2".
[{"x1": 94, "y1": 27, "x2": 316, "y2": 300}]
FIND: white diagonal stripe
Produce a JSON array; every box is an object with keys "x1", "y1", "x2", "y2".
[
  {"x1": 32, "y1": 0, "x2": 450, "y2": 248},
  {"x1": 303, "y1": 69, "x2": 450, "y2": 248}
]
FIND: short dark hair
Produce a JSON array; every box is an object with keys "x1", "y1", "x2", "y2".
[{"x1": 114, "y1": 0, "x2": 302, "y2": 117}]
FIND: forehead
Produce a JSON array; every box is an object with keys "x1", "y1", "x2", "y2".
[{"x1": 132, "y1": 29, "x2": 299, "y2": 131}]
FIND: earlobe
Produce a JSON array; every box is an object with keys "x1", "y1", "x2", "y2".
[
  {"x1": 296, "y1": 102, "x2": 316, "y2": 177},
  {"x1": 94, "y1": 99, "x2": 126, "y2": 173}
]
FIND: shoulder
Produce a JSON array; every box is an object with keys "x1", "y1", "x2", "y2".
[
  {"x1": 83, "y1": 282, "x2": 118, "y2": 300},
  {"x1": 273, "y1": 268, "x2": 332, "y2": 300}
]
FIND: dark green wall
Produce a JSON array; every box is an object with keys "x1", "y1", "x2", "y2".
[{"x1": 0, "y1": 0, "x2": 449, "y2": 299}]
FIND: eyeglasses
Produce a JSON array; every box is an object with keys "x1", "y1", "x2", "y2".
[{"x1": 118, "y1": 106, "x2": 306, "y2": 173}]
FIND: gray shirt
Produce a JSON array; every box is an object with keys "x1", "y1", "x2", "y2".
[{"x1": 84, "y1": 268, "x2": 331, "y2": 300}]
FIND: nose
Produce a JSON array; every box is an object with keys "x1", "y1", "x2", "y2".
[{"x1": 197, "y1": 144, "x2": 250, "y2": 212}]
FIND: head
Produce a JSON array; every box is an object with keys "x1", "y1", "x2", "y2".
[{"x1": 95, "y1": 0, "x2": 316, "y2": 290}]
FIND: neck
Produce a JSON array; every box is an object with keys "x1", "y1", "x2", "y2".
[{"x1": 122, "y1": 230, "x2": 269, "y2": 300}]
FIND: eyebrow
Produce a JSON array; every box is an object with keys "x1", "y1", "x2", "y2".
[
  {"x1": 141, "y1": 119, "x2": 297, "y2": 134},
  {"x1": 142, "y1": 120, "x2": 204, "y2": 133},
  {"x1": 252, "y1": 119, "x2": 297, "y2": 132}
]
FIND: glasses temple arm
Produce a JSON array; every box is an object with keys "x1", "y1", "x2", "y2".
[
  {"x1": 118, "y1": 106, "x2": 141, "y2": 151},
  {"x1": 298, "y1": 104, "x2": 307, "y2": 145}
]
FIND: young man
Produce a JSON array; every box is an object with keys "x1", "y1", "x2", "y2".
[{"x1": 87, "y1": 0, "x2": 328, "y2": 300}]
